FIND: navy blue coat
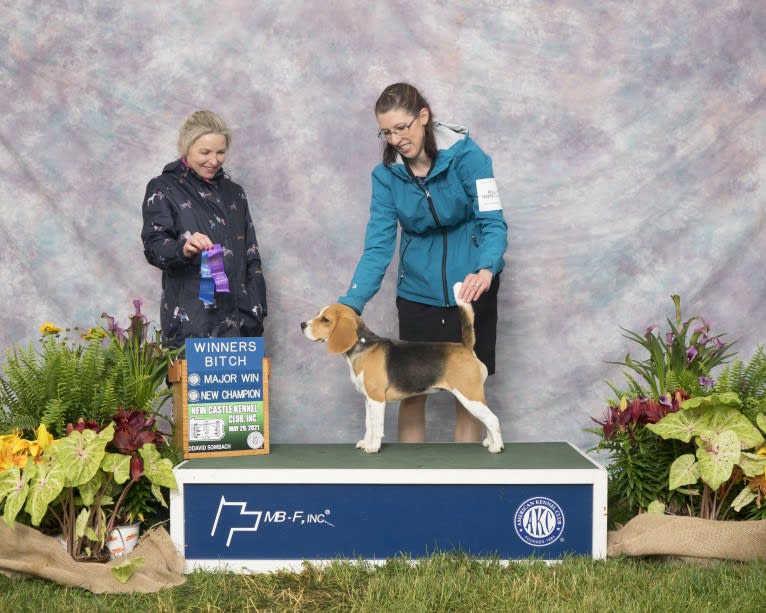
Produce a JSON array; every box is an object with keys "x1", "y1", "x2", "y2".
[{"x1": 141, "y1": 160, "x2": 266, "y2": 348}]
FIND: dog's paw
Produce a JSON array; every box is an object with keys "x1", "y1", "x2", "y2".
[
  {"x1": 483, "y1": 435, "x2": 504, "y2": 453},
  {"x1": 357, "y1": 438, "x2": 381, "y2": 453}
]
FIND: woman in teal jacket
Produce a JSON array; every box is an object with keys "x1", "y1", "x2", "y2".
[{"x1": 339, "y1": 83, "x2": 508, "y2": 444}]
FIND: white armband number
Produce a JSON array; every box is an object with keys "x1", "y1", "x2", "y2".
[{"x1": 476, "y1": 178, "x2": 502, "y2": 211}]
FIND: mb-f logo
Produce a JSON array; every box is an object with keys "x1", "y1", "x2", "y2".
[
  {"x1": 514, "y1": 497, "x2": 565, "y2": 547},
  {"x1": 210, "y1": 496, "x2": 335, "y2": 547}
]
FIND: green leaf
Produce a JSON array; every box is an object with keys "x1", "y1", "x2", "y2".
[
  {"x1": 77, "y1": 470, "x2": 104, "y2": 506},
  {"x1": 647, "y1": 411, "x2": 699, "y2": 443},
  {"x1": 647, "y1": 500, "x2": 665, "y2": 514},
  {"x1": 111, "y1": 556, "x2": 145, "y2": 583},
  {"x1": 696, "y1": 430, "x2": 740, "y2": 490},
  {"x1": 669, "y1": 453, "x2": 700, "y2": 490},
  {"x1": 738, "y1": 451, "x2": 766, "y2": 478},
  {"x1": 24, "y1": 459, "x2": 67, "y2": 525},
  {"x1": 75, "y1": 507, "x2": 90, "y2": 538},
  {"x1": 0, "y1": 465, "x2": 30, "y2": 526},
  {"x1": 696, "y1": 407, "x2": 764, "y2": 450},
  {"x1": 139, "y1": 444, "x2": 178, "y2": 490},
  {"x1": 47, "y1": 425, "x2": 113, "y2": 488},
  {"x1": 757, "y1": 413, "x2": 766, "y2": 434},
  {"x1": 150, "y1": 482, "x2": 168, "y2": 509},
  {"x1": 682, "y1": 392, "x2": 741, "y2": 410},
  {"x1": 731, "y1": 485, "x2": 758, "y2": 512},
  {"x1": 102, "y1": 452, "x2": 131, "y2": 485}
]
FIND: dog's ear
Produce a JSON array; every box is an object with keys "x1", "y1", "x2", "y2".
[{"x1": 326, "y1": 307, "x2": 358, "y2": 354}]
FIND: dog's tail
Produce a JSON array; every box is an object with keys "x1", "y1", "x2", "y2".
[{"x1": 452, "y1": 282, "x2": 476, "y2": 349}]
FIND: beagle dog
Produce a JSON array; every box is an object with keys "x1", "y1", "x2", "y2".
[{"x1": 300, "y1": 282, "x2": 504, "y2": 454}]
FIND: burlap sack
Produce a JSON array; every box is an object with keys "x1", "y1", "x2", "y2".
[
  {"x1": 0, "y1": 521, "x2": 186, "y2": 593},
  {"x1": 608, "y1": 514, "x2": 766, "y2": 561}
]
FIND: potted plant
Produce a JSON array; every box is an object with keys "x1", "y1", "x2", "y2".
[
  {"x1": 0, "y1": 300, "x2": 179, "y2": 439},
  {"x1": 588, "y1": 294, "x2": 736, "y2": 524},
  {"x1": 0, "y1": 409, "x2": 177, "y2": 563},
  {"x1": 590, "y1": 296, "x2": 766, "y2": 560}
]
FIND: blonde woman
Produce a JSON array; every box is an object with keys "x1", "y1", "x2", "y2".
[{"x1": 141, "y1": 110, "x2": 266, "y2": 349}]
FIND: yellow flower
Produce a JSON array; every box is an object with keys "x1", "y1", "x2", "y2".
[
  {"x1": 39, "y1": 321, "x2": 62, "y2": 336},
  {"x1": 0, "y1": 425, "x2": 57, "y2": 470},
  {"x1": 81, "y1": 326, "x2": 107, "y2": 341},
  {"x1": 619, "y1": 396, "x2": 628, "y2": 412},
  {"x1": 0, "y1": 431, "x2": 28, "y2": 470},
  {"x1": 26, "y1": 424, "x2": 54, "y2": 461},
  {"x1": 35, "y1": 424, "x2": 54, "y2": 451}
]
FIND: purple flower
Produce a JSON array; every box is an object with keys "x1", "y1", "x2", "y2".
[
  {"x1": 711, "y1": 336, "x2": 725, "y2": 350},
  {"x1": 686, "y1": 346, "x2": 698, "y2": 363},
  {"x1": 101, "y1": 312, "x2": 126, "y2": 343},
  {"x1": 693, "y1": 317, "x2": 711, "y2": 335},
  {"x1": 699, "y1": 376, "x2": 715, "y2": 389}
]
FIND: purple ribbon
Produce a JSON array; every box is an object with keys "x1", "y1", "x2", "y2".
[
  {"x1": 207, "y1": 244, "x2": 230, "y2": 293},
  {"x1": 199, "y1": 243, "x2": 229, "y2": 306}
]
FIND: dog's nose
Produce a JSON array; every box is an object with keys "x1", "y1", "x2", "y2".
[{"x1": 300, "y1": 322, "x2": 307, "y2": 330}]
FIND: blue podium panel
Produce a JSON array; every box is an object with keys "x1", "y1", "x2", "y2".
[{"x1": 170, "y1": 443, "x2": 607, "y2": 572}]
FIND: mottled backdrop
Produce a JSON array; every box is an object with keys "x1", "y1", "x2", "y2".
[{"x1": 1, "y1": 1, "x2": 765, "y2": 455}]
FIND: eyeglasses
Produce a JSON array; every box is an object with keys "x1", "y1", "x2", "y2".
[{"x1": 378, "y1": 116, "x2": 419, "y2": 141}]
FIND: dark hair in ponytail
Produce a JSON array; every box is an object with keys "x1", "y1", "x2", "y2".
[{"x1": 375, "y1": 83, "x2": 437, "y2": 167}]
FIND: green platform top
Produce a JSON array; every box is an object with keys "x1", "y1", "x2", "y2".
[{"x1": 176, "y1": 443, "x2": 601, "y2": 471}]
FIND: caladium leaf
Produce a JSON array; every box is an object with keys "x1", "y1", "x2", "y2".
[
  {"x1": 24, "y1": 458, "x2": 67, "y2": 526},
  {"x1": 757, "y1": 413, "x2": 766, "y2": 435},
  {"x1": 102, "y1": 451, "x2": 131, "y2": 485},
  {"x1": 112, "y1": 556, "x2": 145, "y2": 584},
  {"x1": 139, "y1": 444, "x2": 177, "y2": 490},
  {"x1": 647, "y1": 410, "x2": 702, "y2": 443},
  {"x1": 695, "y1": 408, "x2": 764, "y2": 450},
  {"x1": 738, "y1": 451, "x2": 766, "y2": 478},
  {"x1": 696, "y1": 430, "x2": 741, "y2": 491},
  {"x1": 682, "y1": 392, "x2": 741, "y2": 410},
  {"x1": 669, "y1": 453, "x2": 701, "y2": 490},
  {"x1": 47, "y1": 424, "x2": 113, "y2": 488},
  {"x1": 731, "y1": 485, "x2": 758, "y2": 512},
  {"x1": 0, "y1": 464, "x2": 30, "y2": 526},
  {"x1": 77, "y1": 470, "x2": 105, "y2": 506}
]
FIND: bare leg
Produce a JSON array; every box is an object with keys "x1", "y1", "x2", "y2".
[
  {"x1": 455, "y1": 399, "x2": 483, "y2": 443},
  {"x1": 398, "y1": 395, "x2": 426, "y2": 442}
]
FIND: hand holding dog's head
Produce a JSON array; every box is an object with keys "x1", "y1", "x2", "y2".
[{"x1": 301, "y1": 304, "x2": 360, "y2": 354}]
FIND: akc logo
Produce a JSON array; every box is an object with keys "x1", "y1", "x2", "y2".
[{"x1": 514, "y1": 497, "x2": 565, "y2": 547}]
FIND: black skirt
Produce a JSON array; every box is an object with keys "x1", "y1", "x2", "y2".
[{"x1": 396, "y1": 274, "x2": 500, "y2": 375}]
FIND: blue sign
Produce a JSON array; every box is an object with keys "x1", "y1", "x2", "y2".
[
  {"x1": 182, "y1": 483, "x2": 594, "y2": 559},
  {"x1": 184, "y1": 338, "x2": 267, "y2": 455}
]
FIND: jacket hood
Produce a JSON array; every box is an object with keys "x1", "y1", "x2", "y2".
[
  {"x1": 161, "y1": 158, "x2": 226, "y2": 182},
  {"x1": 389, "y1": 121, "x2": 469, "y2": 179}
]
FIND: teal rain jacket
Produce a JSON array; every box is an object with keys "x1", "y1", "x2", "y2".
[{"x1": 339, "y1": 122, "x2": 508, "y2": 314}]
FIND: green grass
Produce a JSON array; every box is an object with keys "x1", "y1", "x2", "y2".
[{"x1": 1, "y1": 553, "x2": 766, "y2": 612}]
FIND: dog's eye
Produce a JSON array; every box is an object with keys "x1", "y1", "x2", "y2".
[{"x1": 320, "y1": 316, "x2": 329, "y2": 323}]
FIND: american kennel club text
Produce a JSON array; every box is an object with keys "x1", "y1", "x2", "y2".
[
  {"x1": 514, "y1": 497, "x2": 566, "y2": 547},
  {"x1": 211, "y1": 496, "x2": 334, "y2": 547}
]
